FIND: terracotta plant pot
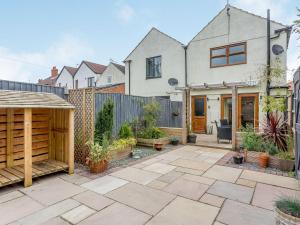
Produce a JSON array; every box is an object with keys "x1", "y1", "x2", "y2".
[
  {"x1": 89, "y1": 160, "x2": 108, "y2": 173},
  {"x1": 275, "y1": 207, "x2": 300, "y2": 225},
  {"x1": 259, "y1": 153, "x2": 269, "y2": 168},
  {"x1": 154, "y1": 143, "x2": 163, "y2": 151}
]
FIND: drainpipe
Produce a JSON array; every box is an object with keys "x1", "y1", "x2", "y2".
[
  {"x1": 184, "y1": 46, "x2": 188, "y2": 87},
  {"x1": 266, "y1": 9, "x2": 271, "y2": 119},
  {"x1": 128, "y1": 60, "x2": 132, "y2": 95}
]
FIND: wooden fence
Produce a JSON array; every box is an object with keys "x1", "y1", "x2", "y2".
[
  {"x1": 294, "y1": 68, "x2": 300, "y2": 179},
  {"x1": 68, "y1": 88, "x2": 182, "y2": 164},
  {"x1": 0, "y1": 80, "x2": 66, "y2": 99}
]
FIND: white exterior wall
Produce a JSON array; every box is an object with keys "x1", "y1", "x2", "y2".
[
  {"x1": 97, "y1": 63, "x2": 124, "y2": 87},
  {"x1": 73, "y1": 63, "x2": 98, "y2": 89},
  {"x1": 125, "y1": 28, "x2": 185, "y2": 97},
  {"x1": 55, "y1": 68, "x2": 73, "y2": 89},
  {"x1": 187, "y1": 6, "x2": 288, "y2": 132}
]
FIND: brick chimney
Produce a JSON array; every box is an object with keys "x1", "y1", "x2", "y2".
[{"x1": 51, "y1": 66, "x2": 58, "y2": 77}]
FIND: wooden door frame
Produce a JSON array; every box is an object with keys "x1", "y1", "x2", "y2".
[
  {"x1": 238, "y1": 93, "x2": 259, "y2": 128},
  {"x1": 191, "y1": 95, "x2": 207, "y2": 133},
  {"x1": 220, "y1": 94, "x2": 232, "y2": 120}
]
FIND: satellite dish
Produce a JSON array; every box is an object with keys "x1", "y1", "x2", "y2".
[
  {"x1": 272, "y1": 44, "x2": 284, "y2": 55},
  {"x1": 168, "y1": 78, "x2": 178, "y2": 86}
]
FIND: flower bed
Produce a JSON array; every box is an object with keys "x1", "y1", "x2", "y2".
[
  {"x1": 110, "y1": 145, "x2": 133, "y2": 161},
  {"x1": 137, "y1": 137, "x2": 170, "y2": 147}
]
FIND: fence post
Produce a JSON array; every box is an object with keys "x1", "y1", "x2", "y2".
[{"x1": 182, "y1": 90, "x2": 187, "y2": 144}]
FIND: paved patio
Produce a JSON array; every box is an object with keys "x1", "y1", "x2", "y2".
[{"x1": 0, "y1": 145, "x2": 299, "y2": 225}]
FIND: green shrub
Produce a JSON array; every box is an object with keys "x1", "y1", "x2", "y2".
[
  {"x1": 119, "y1": 122, "x2": 133, "y2": 139},
  {"x1": 275, "y1": 197, "x2": 300, "y2": 218},
  {"x1": 86, "y1": 135, "x2": 110, "y2": 163},
  {"x1": 138, "y1": 127, "x2": 165, "y2": 139},
  {"x1": 110, "y1": 138, "x2": 137, "y2": 152},
  {"x1": 262, "y1": 141, "x2": 279, "y2": 156},
  {"x1": 276, "y1": 151, "x2": 295, "y2": 160},
  {"x1": 143, "y1": 101, "x2": 160, "y2": 128},
  {"x1": 241, "y1": 126, "x2": 264, "y2": 152},
  {"x1": 94, "y1": 98, "x2": 114, "y2": 144}
]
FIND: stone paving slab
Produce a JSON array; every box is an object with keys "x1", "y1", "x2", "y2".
[
  {"x1": 170, "y1": 158, "x2": 212, "y2": 171},
  {"x1": 182, "y1": 174, "x2": 215, "y2": 185},
  {"x1": 41, "y1": 217, "x2": 70, "y2": 225},
  {"x1": 60, "y1": 174, "x2": 92, "y2": 185},
  {"x1": 252, "y1": 183, "x2": 300, "y2": 210},
  {"x1": 240, "y1": 170, "x2": 300, "y2": 190},
  {"x1": 72, "y1": 191, "x2": 114, "y2": 211},
  {"x1": 146, "y1": 196, "x2": 219, "y2": 225},
  {"x1": 175, "y1": 167, "x2": 204, "y2": 175},
  {"x1": 61, "y1": 205, "x2": 96, "y2": 224},
  {"x1": 81, "y1": 175, "x2": 128, "y2": 194},
  {"x1": 15, "y1": 199, "x2": 80, "y2": 225},
  {"x1": 143, "y1": 162, "x2": 176, "y2": 174},
  {"x1": 147, "y1": 180, "x2": 169, "y2": 190},
  {"x1": 203, "y1": 165, "x2": 242, "y2": 183},
  {"x1": 0, "y1": 196, "x2": 43, "y2": 225},
  {"x1": 105, "y1": 182, "x2": 175, "y2": 215},
  {"x1": 111, "y1": 167, "x2": 161, "y2": 185},
  {"x1": 164, "y1": 177, "x2": 209, "y2": 200},
  {"x1": 78, "y1": 202, "x2": 151, "y2": 225},
  {"x1": 157, "y1": 170, "x2": 183, "y2": 183},
  {"x1": 0, "y1": 191, "x2": 23, "y2": 204},
  {"x1": 207, "y1": 181, "x2": 254, "y2": 204},
  {"x1": 217, "y1": 199, "x2": 275, "y2": 225},
  {"x1": 21, "y1": 178, "x2": 85, "y2": 206},
  {"x1": 236, "y1": 178, "x2": 256, "y2": 188},
  {"x1": 200, "y1": 193, "x2": 225, "y2": 207}
]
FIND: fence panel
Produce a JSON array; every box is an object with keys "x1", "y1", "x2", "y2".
[
  {"x1": 294, "y1": 68, "x2": 300, "y2": 179},
  {"x1": 0, "y1": 79, "x2": 66, "y2": 99}
]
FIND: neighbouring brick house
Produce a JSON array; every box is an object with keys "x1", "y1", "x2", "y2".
[{"x1": 37, "y1": 66, "x2": 59, "y2": 86}]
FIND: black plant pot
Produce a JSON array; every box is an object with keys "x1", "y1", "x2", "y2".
[
  {"x1": 188, "y1": 134, "x2": 197, "y2": 143},
  {"x1": 233, "y1": 155, "x2": 244, "y2": 164},
  {"x1": 171, "y1": 140, "x2": 179, "y2": 145}
]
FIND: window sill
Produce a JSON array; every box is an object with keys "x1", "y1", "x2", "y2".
[
  {"x1": 210, "y1": 62, "x2": 247, "y2": 68},
  {"x1": 146, "y1": 76, "x2": 162, "y2": 80}
]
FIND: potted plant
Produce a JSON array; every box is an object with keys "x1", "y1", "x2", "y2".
[
  {"x1": 276, "y1": 151, "x2": 295, "y2": 172},
  {"x1": 170, "y1": 136, "x2": 179, "y2": 145},
  {"x1": 275, "y1": 197, "x2": 300, "y2": 225},
  {"x1": 86, "y1": 136, "x2": 111, "y2": 173},
  {"x1": 187, "y1": 127, "x2": 197, "y2": 143},
  {"x1": 259, "y1": 151, "x2": 269, "y2": 168},
  {"x1": 172, "y1": 110, "x2": 180, "y2": 117},
  {"x1": 233, "y1": 152, "x2": 244, "y2": 164}
]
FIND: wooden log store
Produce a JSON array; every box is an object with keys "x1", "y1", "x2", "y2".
[{"x1": 0, "y1": 90, "x2": 75, "y2": 188}]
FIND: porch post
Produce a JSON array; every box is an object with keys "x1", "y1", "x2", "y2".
[
  {"x1": 232, "y1": 86, "x2": 237, "y2": 151},
  {"x1": 68, "y1": 109, "x2": 75, "y2": 174},
  {"x1": 181, "y1": 90, "x2": 187, "y2": 144},
  {"x1": 24, "y1": 108, "x2": 32, "y2": 187}
]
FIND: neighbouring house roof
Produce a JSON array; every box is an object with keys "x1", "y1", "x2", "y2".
[
  {"x1": 37, "y1": 75, "x2": 57, "y2": 86},
  {"x1": 124, "y1": 27, "x2": 184, "y2": 62},
  {"x1": 83, "y1": 60, "x2": 107, "y2": 74},
  {"x1": 0, "y1": 90, "x2": 74, "y2": 109},
  {"x1": 64, "y1": 66, "x2": 78, "y2": 76},
  {"x1": 111, "y1": 62, "x2": 125, "y2": 74}
]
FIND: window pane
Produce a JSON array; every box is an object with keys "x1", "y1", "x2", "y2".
[
  {"x1": 229, "y1": 54, "x2": 246, "y2": 64},
  {"x1": 195, "y1": 99, "x2": 205, "y2": 116},
  {"x1": 211, "y1": 57, "x2": 227, "y2": 66},
  {"x1": 229, "y1": 44, "x2": 245, "y2": 54},
  {"x1": 223, "y1": 98, "x2": 232, "y2": 124},
  {"x1": 241, "y1": 96, "x2": 255, "y2": 128},
  {"x1": 211, "y1": 48, "x2": 226, "y2": 57},
  {"x1": 146, "y1": 56, "x2": 161, "y2": 78}
]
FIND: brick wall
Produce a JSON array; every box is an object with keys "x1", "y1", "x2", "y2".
[{"x1": 95, "y1": 83, "x2": 125, "y2": 94}]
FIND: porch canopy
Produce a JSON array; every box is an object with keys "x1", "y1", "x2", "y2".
[
  {"x1": 177, "y1": 81, "x2": 257, "y2": 150},
  {"x1": 0, "y1": 90, "x2": 75, "y2": 188}
]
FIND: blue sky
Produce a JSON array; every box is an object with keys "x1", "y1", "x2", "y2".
[{"x1": 0, "y1": 0, "x2": 299, "y2": 82}]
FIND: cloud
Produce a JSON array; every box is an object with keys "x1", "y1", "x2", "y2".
[
  {"x1": 116, "y1": 4, "x2": 135, "y2": 24},
  {"x1": 0, "y1": 34, "x2": 95, "y2": 83}
]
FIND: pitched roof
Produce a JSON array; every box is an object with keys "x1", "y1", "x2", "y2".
[
  {"x1": 37, "y1": 75, "x2": 57, "y2": 86},
  {"x1": 124, "y1": 27, "x2": 184, "y2": 61},
  {"x1": 111, "y1": 62, "x2": 125, "y2": 74},
  {"x1": 0, "y1": 90, "x2": 74, "y2": 109},
  {"x1": 64, "y1": 66, "x2": 78, "y2": 76},
  {"x1": 83, "y1": 61, "x2": 107, "y2": 74}
]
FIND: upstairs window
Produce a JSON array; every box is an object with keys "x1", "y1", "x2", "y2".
[
  {"x1": 146, "y1": 56, "x2": 161, "y2": 79},
  {"x1": 87, "y1": 77, "x2": 95, "y2": 87},
  {"x1": 210, "y1": 43, "x2": 246, "y2": 68},
  {"x1": 107, "y1": 76, "x2": 112, "y2": 84}
]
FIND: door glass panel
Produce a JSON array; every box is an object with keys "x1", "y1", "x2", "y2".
[
  {"x1": 195, "y1": 98, "x2": 205, "y2": 116},
  {"x1": 223, "y1": 98, "x2": 232, "y2": 124},
  {"x1": 240, "y1": 96, "x2": 255, "y2": 128}
]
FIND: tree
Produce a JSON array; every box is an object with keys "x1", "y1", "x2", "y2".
[{"x1": 94, "y1": 98, "x2": 114, "y2": 145}]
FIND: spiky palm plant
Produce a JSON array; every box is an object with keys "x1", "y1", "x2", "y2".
[{"x1": 262, "y1": 112, "x2": 288, "y2": 151}]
